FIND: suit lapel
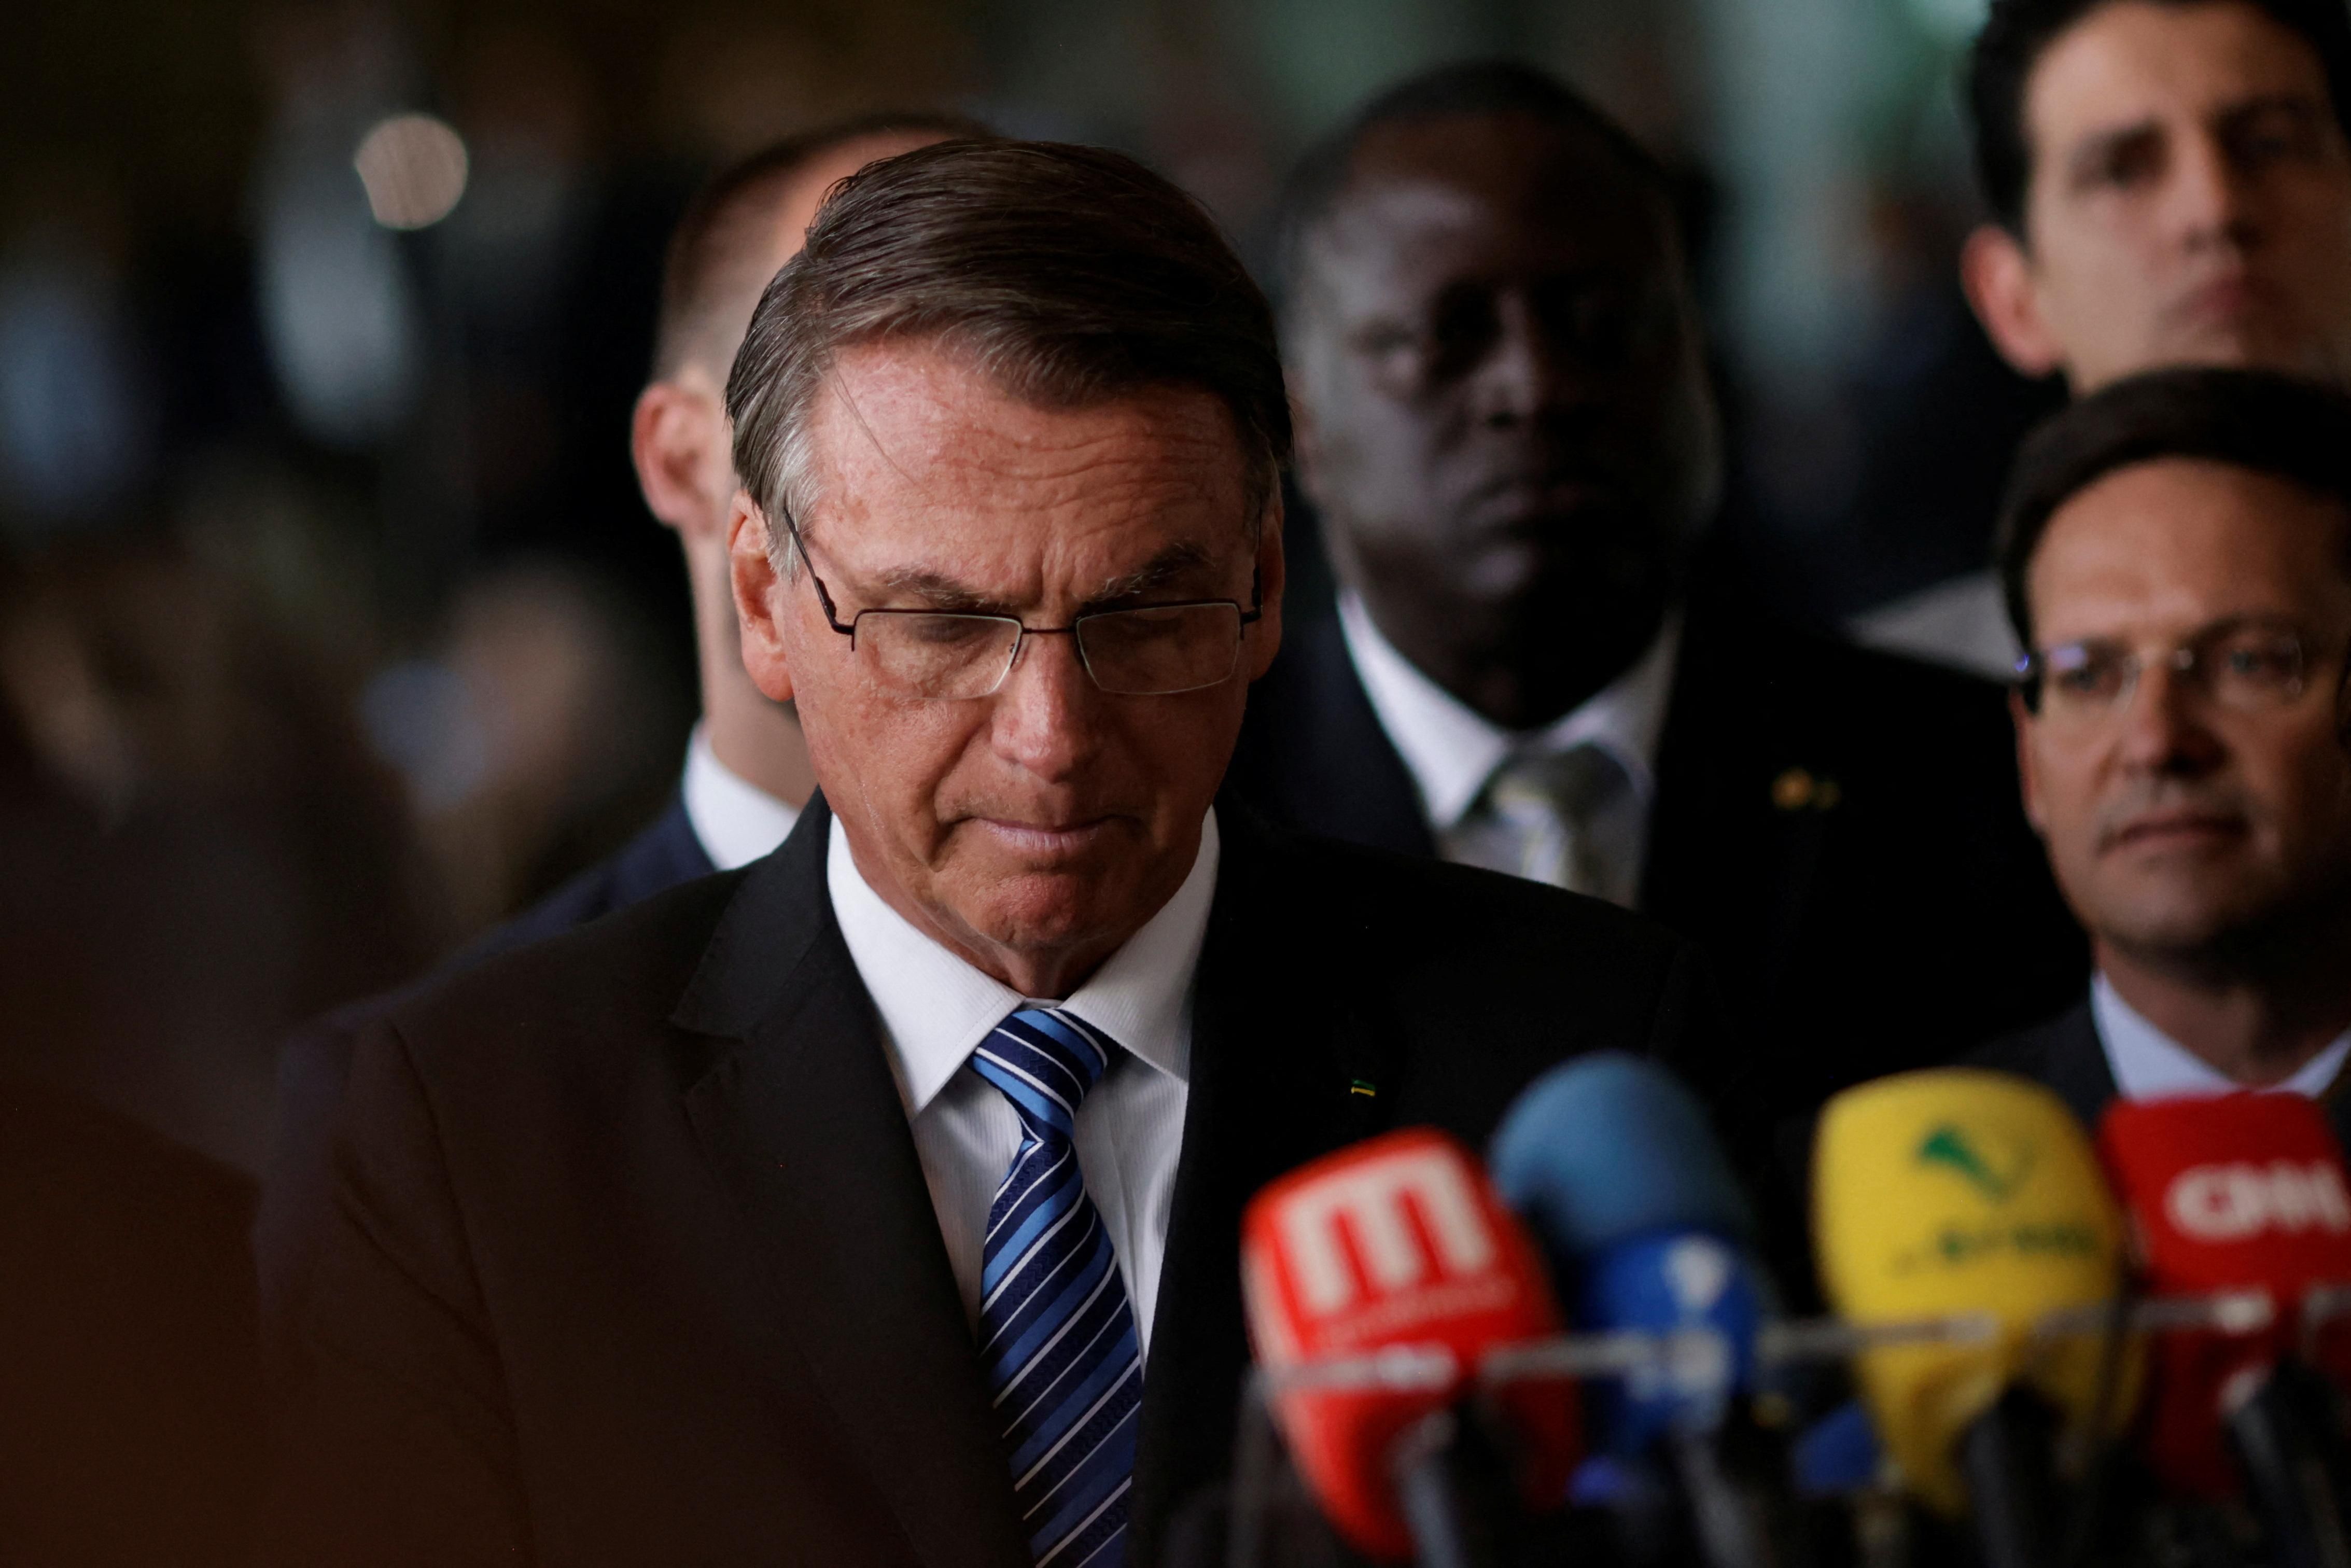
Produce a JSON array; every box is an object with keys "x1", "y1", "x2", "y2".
[
  {"x1": 1128, "y1": 809, "x2": 1390, "y2": 1565},
  {"x1": 674, "y1": 799, "x2": 1030, "y2": 1568},
  {"x1": 1644, "y1": 608, "x2": 1829, "y2": 954},
  {"x1": 1246, "y1": 617, "x2": 1436, "y2": 859},
  {"x1": 2038, "y1": 1001, "x2": 2118, "y2": 1130}
]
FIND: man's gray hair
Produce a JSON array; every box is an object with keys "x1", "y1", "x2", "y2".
[{"x1": 724, "y1": 140, "x2": 1291, "y2": 569}]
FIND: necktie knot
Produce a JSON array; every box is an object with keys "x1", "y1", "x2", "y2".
[
  {"x1": 1453, "y1": 741, "x2": 1640, "y2": 902},
  {"x1": 971, "y1": 1007, "x2": 1115, "y2": 1146},
  {"x1": 1486, "y1": 743, "x2": 1625, "y2": 825}
]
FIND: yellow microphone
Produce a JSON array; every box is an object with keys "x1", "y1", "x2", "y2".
[{"x1": 1812, "y1": 1069, "x2": 2138, "y2": 1562}]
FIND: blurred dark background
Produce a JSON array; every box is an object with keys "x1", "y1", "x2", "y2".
[{"x1": 0, "y1": 0, "x2": 2048, "y2": 1179}]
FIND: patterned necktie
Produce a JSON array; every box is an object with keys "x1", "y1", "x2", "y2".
[
  {"x1": 1450, "y1": 743, "x2": 1640, "y2": 904},
  {"x1": 969, "y1": 1007, "x2": 1143, "y2": 1568}
]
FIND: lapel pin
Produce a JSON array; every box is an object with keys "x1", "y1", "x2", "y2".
[
  {"x1": 1771, "y1": 767, "x2": 1841, "y2": 813},
  {"x1": 1349, "y1": 1079, "x2": 1378, "y2": 1098}
]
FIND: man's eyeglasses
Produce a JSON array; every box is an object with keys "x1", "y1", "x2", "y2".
[
  {"x1": 2014, "y1": 618, "x2": 2312, "y2": 720},
  {"x1": 783, "y1": 522, "x2": 1262, "y2": 701}
]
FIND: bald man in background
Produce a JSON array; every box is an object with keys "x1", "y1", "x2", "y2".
[{"x1": 257, "y1": 111, "x2": 989, "y2": 1365}]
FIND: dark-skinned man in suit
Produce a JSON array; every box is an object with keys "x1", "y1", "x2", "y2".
[
  {"x1": 1225, "y1": 62, "x2": 2087, "y2": 1212},
  {"x1": 263, "y1": 140, "x2": 1724, "y2": 1568},
  {"x1": 1975, "y1": 368, "x2": 2351, "y2": 1129}
]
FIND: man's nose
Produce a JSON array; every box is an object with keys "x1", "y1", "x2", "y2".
[
  {"x1": 989, "y1": 630, "x2": 1100, "y2": 781},
  {"x1": 1468, "y1": 294, "x2": 1570, "y2": 427},
  {"x1": 2114, "y1": 659, "x2": 2228, "y2": 776},
  {"x1": 2172, "y1": 130, "x2": 2260, "y2": 252}
]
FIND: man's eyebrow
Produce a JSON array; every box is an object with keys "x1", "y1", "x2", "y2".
[
  {"x1": 2214, "y1": 90, "x2": 2332, "y2": 125},
  {"x1": 1087, "y1": 542, "x2": 1218, "y2": 605},
  {"x1": 2066, "y1": 92, "x2": 2331, "y2": 177},
  {"x1": 870, "y1": 566, "x2": 1001, "y2": 612},
  {"x1": 864, "y1": 542, "x2": 1223, "y2": 614},
  {"x1": 2066, "y1": 119, "x2": 2160, "y2": 179}
]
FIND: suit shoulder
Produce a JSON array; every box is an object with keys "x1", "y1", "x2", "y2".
[
  {"x1": 1965, "y1": 1004, "x2": 2084, "y2": 1079},
  {"x1": 381, "y1": 868, "x2": 749, "y2": 1070},
  {"x1": 1265, "y1": 820, "x2": 1686, "y2": 962}
]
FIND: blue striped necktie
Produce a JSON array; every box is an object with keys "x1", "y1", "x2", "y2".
[{"x1": 969, "y1": 1007, "x2": 1144, "y2": 1568}]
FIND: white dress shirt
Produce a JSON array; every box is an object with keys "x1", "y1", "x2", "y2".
[
  {"x1": 825, "y1": 811, "x2": 1214, "y2": 1356},
  {"x1": 680, "y1": 722, "x2": 802, "y2": 872},
  {"x1": 1336, "y1": 591, "x2": 1680, "y2": 899},
  {"x1": 2092, "y1": 972, "x2": 2351, "y2": 1101}
]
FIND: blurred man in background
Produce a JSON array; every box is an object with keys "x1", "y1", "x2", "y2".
[
  {"x1": 1227, "y1": 62, "x2": 2083, "y2": 1186},
  {"x1": 257, "y1": 109, "x2": 986, "y2": 1364},
  {"x1": 1856, "y1": 0, "x2": 2351, "y2": 675},
  {"x1": 1976, "y1": 368, "x2": 2351, "y2": 1126}
]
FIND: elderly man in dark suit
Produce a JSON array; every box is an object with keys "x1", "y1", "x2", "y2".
[
  {"x1": 263, "y1": 140, "x2": 1722, "y2": 1568},
  {"x1": 1974, "y1": 368, "x2": 2351, "y2": 1131},
  {"x1": 1226, "y1": 62, "x2": 2087, "y2": 1182}
]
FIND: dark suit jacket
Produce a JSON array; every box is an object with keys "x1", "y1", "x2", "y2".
[
  {"x1": 1971, "y1": 998, "x2": 2351, "y2": 1152},
  {"x1": 1225, "y1": 603, "x2": 2087, "y2": 1157},
  {"x1": 1968, "y1": 999, "x2": 2118, "y2": 1131},
  {"x1": 255, "y1": 795, "x2": 712, "y2": 1364},
  {"x1": 265, "y1": 796, "x2": 1721, "y2": 1567}
]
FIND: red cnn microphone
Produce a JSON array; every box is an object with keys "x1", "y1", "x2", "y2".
[
  {"x1": 1240, "y1": 1128, "x2": 1580, "y2": 1563},
  {"x1": 2100, "y1": 1094, "x2": 2351, "y2": 1566}
]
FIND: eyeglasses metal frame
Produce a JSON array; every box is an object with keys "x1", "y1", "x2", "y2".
[
  {"x1": 780, "y1": 514, "x2": 1263, "y2": 700},
  {"x1": 2013, "y1": 617, "x2": 2313, "y2": 719}
]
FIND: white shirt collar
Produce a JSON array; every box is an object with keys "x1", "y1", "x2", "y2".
[
  {"x1": 2092, "y1": 972, "x2": 2351, "y2": 1102},
  {"x1": 827, "y1": 809, "x2": 1216, "y2": 1117},
  {"x1": 1335, "y1": 591, "x2": 1681, "y2": 831},
  {"x1": 680, "y1": 722, "x2": 802, "y2": 872}
]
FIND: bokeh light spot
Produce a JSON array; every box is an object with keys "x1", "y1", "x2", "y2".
[{"x1": 354, "y1": 114, "x2": 469, "y2": 230}]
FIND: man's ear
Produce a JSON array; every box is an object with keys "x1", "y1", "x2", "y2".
[
  {"x1": 1246, "y1": 489, "x2": 1287, "y2": 682},
  {"x1": 2011, "y1": 686, "x2": 2049, "y2": 837},
  {"x1": 1961, "y1": 224, "x2": 2067, "y2": 381},
  {"x1": 1285, "y1": 383, "x2": 1332, "y2": 513},
  {"x1": 631, "y1": 377, "x2": 730, "y2": 543},
  {"x1": 729, "y1": 492, "x2": 795, "y2": 704}
]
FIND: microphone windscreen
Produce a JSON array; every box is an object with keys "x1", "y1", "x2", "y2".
[
  {"x1": 1489, "y1": 1052, "x2": 1753, "y2": 1253},
  {"x1": 1812, "y1": 1068, "x2": 2134, "y2": 1514},
  {"x1": 2098, "y1": 1093, "x2": 2351, "y2": 1494},
  {"x1": 1577, "y1": 1230, "x2": 1772, "y2": 1457},
  {"x1": 1240, "y1": 1127, "x2": 1579, "y2": 1560}
]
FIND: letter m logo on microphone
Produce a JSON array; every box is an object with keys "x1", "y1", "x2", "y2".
[
  {"x1": 1242, "y1": 1128, "x2": 1534, "y2": 1357},
  {"x1": 1279, "y1": 1140, "x2": 1498, "y2": 1313}
]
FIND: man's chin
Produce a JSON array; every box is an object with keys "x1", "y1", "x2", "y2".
[{"x1": 943, "y1": 871, "x2": 1140, "y2": 972}]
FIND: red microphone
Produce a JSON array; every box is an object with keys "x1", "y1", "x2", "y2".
[
  {"x1": 1240, "y1": 1127, "x2": 1580, "y2": 1563},
  {"x1": 2100, "y1": 1094, "x2": 2351, "y2": 1568}
]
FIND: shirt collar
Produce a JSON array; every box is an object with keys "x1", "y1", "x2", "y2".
[
  {"x1": 681, "y1": 722, "x2": 802, "y2": 872},
  {"x1": 827, "y1": 808, "x2": 1216, "y2": 1117},
  {"x1": 2092, "y1": 971, "x2": 2351, "y2": 1102},
  {"x1": 1335, "y1": 591, "x2": 1680, "y2": 831}
]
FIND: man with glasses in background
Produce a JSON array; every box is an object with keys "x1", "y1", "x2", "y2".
[{"x1": 1975, "y1": 366, "x2": 2351, "y2": 1124}]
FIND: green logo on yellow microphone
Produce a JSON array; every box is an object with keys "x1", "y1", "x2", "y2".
[{"x1": 1917, "y1": 1124, "x2": 2034, "y2": 1203}]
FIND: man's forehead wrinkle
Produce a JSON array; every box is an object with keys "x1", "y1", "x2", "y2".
[{"x1": 824, "y1": 360, "x2": 920, "y2": 493}]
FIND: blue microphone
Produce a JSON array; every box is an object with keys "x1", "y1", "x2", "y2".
[{"x1": 1491, "y1": 1053, "x2": 1796, "y2": 1568}]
